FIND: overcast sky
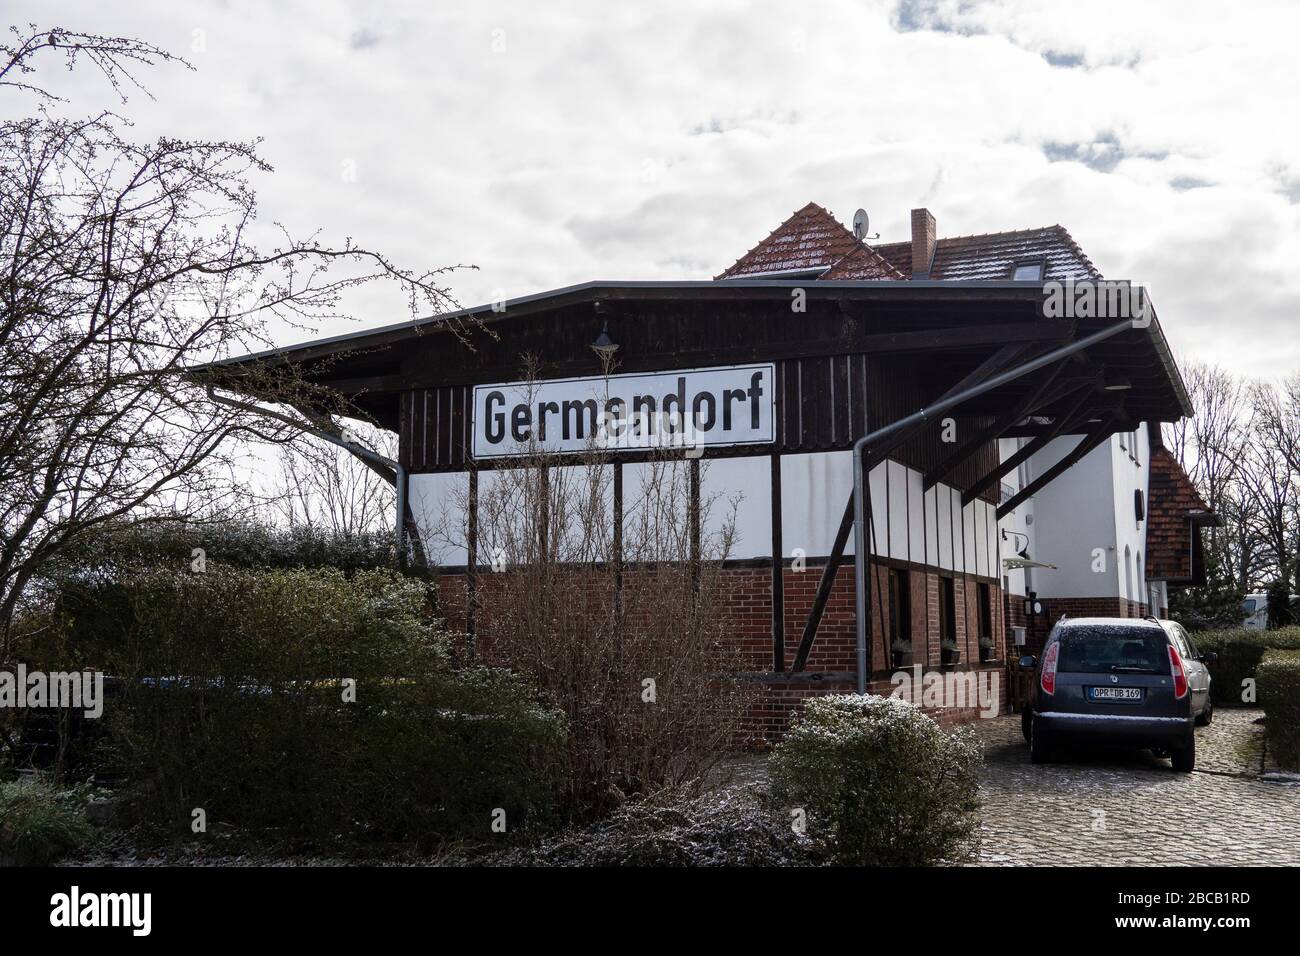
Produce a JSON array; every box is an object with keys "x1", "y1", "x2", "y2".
[{"x1": 17, "y1": 0, "x2": 1300, "y2": 380}]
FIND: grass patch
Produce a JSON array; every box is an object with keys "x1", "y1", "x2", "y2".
[{"x1": 0, "y1": 776, "x2": 93, "y2": 866}]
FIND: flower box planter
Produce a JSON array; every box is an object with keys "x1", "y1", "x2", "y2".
[
  {"x1": 941, "y1": 647, "x2": 961, "y2": 666},
  {"x1": 892, "y1": 651, "x2": 913, "y2": 670}
]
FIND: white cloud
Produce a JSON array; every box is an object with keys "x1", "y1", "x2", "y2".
[{"x1": 11, "y1": 0, "x2": 1300, "y2": 377}]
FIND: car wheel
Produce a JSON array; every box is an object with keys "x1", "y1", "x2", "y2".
[
  {"x1": 1195, "y1": 696, "x2": 1214, "y2": 727},
  {"x1": 1171, "y1": 734, "x2": 1195, "y2": 773},
  {"x1": 1030, "y1": 715, "x2": 1051, "y2": 764},
  {"x1": 1021, "y1": 707, "x2": 1033, "y2": 744}
]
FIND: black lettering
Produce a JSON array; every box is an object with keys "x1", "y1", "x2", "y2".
[
  {"x1": 511, "y1": 404, "x2": 531, "y2": 443},
  {"x1": 662, "y1": 376, "x2": 687, "y2": 433},
  {"x1": 748, "y1": 371, "x2": 764, "y2": 429},
  {"x1": 538, "y1": 401, "x2": 559, "y2": 441},
  {"x1": 633, "y1": 394, "x2": 656, "y2": 437},
  {"x1": 723, "y1": 388, "x2": 746, "y2": 429},
  {"x1": 562, "y1": 398, "x2": 598, "y2": 440},
  {"x1": 484, "y1": 391, "x2": 507, "y2": 444},
  {"x1": 692, "y1": 391, "x2": 716, "y2": 430}
]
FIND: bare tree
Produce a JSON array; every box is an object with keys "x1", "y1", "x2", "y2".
[
  {"x1": 270, "y1": 425, "x2": 396, "y2": 536},
  {"x1": 1248, "y1": 378, "x2": 1300, "y2": 588},
  {"x1": 1164, "y1": 360, "x2": 1273, "y2": 594},
  {"x1": 1164, "y1": 361, "x2": 1249, "y2": 519},
  {"x1": 0, "y1": 25, "x2": 471, "y2": 656}
]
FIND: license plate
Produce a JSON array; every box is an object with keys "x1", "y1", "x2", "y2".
[{"x1": 1089, "y1": 686, "x2": 1142, "y2": 701}]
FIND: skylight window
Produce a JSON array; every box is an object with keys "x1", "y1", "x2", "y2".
[{"x1": 1012, "y1": 262, "x2": 1044, "y2": 281}]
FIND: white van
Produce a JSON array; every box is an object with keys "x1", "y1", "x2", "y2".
[
  {"x1": 1242, "y1": 592, "x2": 1299, "y2": 629},
  {"x1": 1242, "y1": 594, "x2": 1268, "y2": 630}
]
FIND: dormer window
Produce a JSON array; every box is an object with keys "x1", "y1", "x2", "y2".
[{"x1": 1012, "y1": 261, "x2": 1045, "y2": 281}]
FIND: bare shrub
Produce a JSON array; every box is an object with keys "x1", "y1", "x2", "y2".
[{"x1": 429, "y1": 368, "x2": 752, "y2": 820}]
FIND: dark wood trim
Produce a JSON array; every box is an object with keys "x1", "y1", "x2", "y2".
[
  {"x1": 422, "y1": 553, "x2": 1001, "y2": 585},
  {"x1": 689, "y1": 458, "x2": 701, "y2": 592},
  {"x1": 613, "y1": 461, "x2": 624, "y2": 611},
  {"x1": 538, "y1": 465, "x2": 550, "y2": 560},
  {"x1": 314, "y1": 322, "x2": 1077, "y2": 396},
  {"x1": 923, "y1": 361, "x2": 1071, "y2": 490},
  {"x1": 855, "y1": 320, "x2": 1074, "y2": 354},
  {"x1": 960, "y1": 385, "x2": 1094, "y2": 506},
  {"x1": 770, "y1": 451, "x2": 785, "y2": 671},
  {"x1": 466, "y1": 468, "x2": 478, "y2": 643}
]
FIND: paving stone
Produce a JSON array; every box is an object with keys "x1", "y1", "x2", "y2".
[{"x1": 972, "y1": 708, "x2": 1299, "y2": 866}]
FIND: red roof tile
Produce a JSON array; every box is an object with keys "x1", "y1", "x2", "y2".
[
  {"x1": 1145, "y1": 444, "x2": 1212, "y2": 583},
  {"x1": 717, "y1": 204, "x2": 1103, "y2": 282},
  {"x1": 715, "y1": 202, "x2": 902, "y2": 279}
]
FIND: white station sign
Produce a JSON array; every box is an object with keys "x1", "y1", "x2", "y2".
[{"x1": 471, "y1": 363, "x2": 776, "y2": 460}]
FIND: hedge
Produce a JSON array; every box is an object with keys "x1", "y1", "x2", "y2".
[
  {"x1": 768, "y1": 694, "x2": 982, "y2": 866},
  {"x1": 1258, "y1": 650, "x2": 1300, "y2": 771},
  {"x1": 40, "y1": 567, "x2": 566, "y2": 845},
  {"x1": 37, "y1": 516, "x2": 431, "y2": 584},
  {"x1": 1190, "y1": 628, "x2": 1300, "y2": 705}
]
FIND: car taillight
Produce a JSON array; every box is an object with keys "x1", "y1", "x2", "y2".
[
  {"x1": 1040, "y1": 641, "x2": 1059, "y2": 696},
  {"x1": 1168, "y1": 644, "x2": 1188, "y2": 699}
]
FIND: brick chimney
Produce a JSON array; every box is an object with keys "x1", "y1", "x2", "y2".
[{"x1": 911, "y1": 208, "x2": 936, "y2": 279}]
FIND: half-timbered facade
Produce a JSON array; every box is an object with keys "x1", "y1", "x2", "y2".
[{"x1": 201, "y1": 203, "x2": 1198, "y2": 740}]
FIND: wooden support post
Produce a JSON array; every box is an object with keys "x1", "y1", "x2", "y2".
[
  {"x1": 466, "y1": 468, "x2": 478, "y2": 645},
  {"x1": 689, "y1": 457, "x2": 701, "y2": 593},
  {"x1": 538, "y1": 464, "x2": 550, "y2": 561},
  {"x1": 997, "y1": 415, "x2": 1121, "y2": 519},
  {"x1": 613, "y1": 461, "x2": 623, "y2": 615},
  {"x1": 770, "y1": 451, "x2": 785, "y2": 671},
  {"x1": 923, "y1": 362, "x2": 1072, "y2": 490},
  {"x1": 961, "y1": 386, "x2": 1095, "y2": 506}
]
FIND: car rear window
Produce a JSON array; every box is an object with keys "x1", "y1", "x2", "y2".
[{"x1": 1056, "y1": 628, "x2": 1171, "y2": 675}]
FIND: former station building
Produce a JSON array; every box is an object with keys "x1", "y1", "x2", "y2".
[{"x1": 204, "y1": 201, "x2": 1213, "y2": 739}]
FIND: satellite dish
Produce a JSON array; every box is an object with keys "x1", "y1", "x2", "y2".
[{"x1": 852, "y1": 208, "x2": 876, "y2": 241}]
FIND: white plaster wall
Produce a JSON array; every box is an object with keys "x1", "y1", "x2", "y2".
[
  {"x1": 887, "y1": 460, "x2": 910, "y2": 561},
  {"x1": 935, "y1": 482, "x2": 954, "y2": 571},
  {"x1": 700, "y1": 455, "x2": 771, "y2": 560},
  {"x1": 907, "y1": 467, "x2": 926, "y2": 565},
  {"x1": 410, "y1": 451, "x2": 992, "y2": 577},
  {"x1": 781, "y1": 450, "x2": 854, "y2": 558},
  {"x1": 621, "y1": 459, "x2": 688, "y2": 562},
  {"x1": 409, "y1": 471, "x2": 469, "y2": 566},
  {"x1": 1111, "y1": 423, "x2": 1151, "y2": 604},
  {"x1": 1022, "y1": 435, "x2": 1120, "y2": 599}
]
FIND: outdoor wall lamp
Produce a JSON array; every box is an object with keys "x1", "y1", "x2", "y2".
[
  {"x1": 591, "y1": 319, "x2": 619, "y2": 359},
  {"x1": 1001, "y1": 528, "x2": 1030, "y2": 559}
]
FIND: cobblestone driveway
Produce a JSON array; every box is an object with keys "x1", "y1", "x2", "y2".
[{"x1": 974, "y1": 708, "x2": 1300, "y2": 866}]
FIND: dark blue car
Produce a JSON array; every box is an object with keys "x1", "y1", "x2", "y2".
[{"x1": 1019, "y1": 617, "x2": 1214, "y2": 773}]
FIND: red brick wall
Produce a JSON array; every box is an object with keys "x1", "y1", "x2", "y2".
[{"x1": 431, "y1": 559, "x2": 1009, "y2": 744}]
